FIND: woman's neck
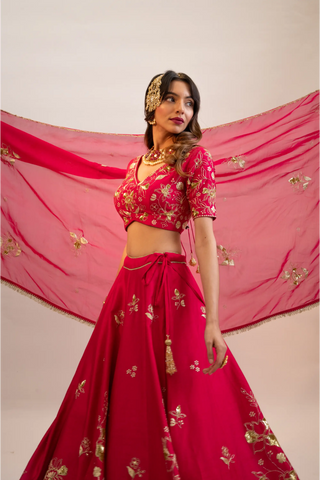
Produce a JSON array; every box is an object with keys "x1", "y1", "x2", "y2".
[{"x1": 152, "y1": 127, "x2": 175, "y2": 150}]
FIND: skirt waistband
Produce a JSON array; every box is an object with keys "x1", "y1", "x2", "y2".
[{"x1": 124, "y1": 252, "x2": 186, "y2": 270}]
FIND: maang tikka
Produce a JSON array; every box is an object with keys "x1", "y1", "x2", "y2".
[{"x1": 146, "y1": 74, "x2": 164, "y2": 113}]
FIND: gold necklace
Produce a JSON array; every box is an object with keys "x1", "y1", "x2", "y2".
[{"x1": 142, "y1": 147, "x2": 167, "y2": 166}]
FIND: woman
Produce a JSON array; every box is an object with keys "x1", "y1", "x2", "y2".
[{"x1": 21, "y1": 71, "x2": 299, "y2": 480}]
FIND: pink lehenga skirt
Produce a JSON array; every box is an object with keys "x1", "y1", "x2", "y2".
[{"x1": 21, "y1": 252, "x2": 299, "y2": 480}]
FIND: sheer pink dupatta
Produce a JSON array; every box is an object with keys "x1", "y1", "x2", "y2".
[{"x1": 1, "y1": 91, "x2": 319, "y2": 333}]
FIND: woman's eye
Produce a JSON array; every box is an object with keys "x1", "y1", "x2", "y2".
[
  {"x1": 166, "y1": 96, "x2": 174, "y2": 102},
  {"x1": 186, "y1": 101, "x2": 194, "y2": 107}
]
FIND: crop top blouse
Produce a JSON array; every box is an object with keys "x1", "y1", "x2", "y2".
[{"x1": 114, "y1": 145, "x2": 216, "y2": 234}]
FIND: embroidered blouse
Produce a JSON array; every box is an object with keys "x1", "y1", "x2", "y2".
[{"x1": 114, "y1": 145, "x2": 216, "y2": 234}]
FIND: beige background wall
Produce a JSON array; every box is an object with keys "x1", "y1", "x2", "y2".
[{"x1": 1, "y1": 0, "x2": 319, "y2": 479}]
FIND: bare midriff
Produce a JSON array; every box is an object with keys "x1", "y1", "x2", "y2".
[{"x1": 126, "y1": 222, "x2": 182, "y2": 257}]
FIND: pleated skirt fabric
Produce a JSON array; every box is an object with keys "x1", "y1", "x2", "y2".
[{"x1": 21, "y1": 252, "x2": 299, "y2": 480}]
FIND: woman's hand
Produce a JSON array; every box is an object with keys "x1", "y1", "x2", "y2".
[{"x1": 203, "y1": 323, "x2": 227, "y2": 375}]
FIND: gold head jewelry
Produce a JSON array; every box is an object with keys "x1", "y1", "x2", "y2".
[{"x1": 146, "y1": 74, "x2": 164, "y2": 112}]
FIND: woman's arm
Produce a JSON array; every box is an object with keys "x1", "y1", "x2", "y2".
[
  {"x1": 116, "y1": 244, "x2": 127, "y2": 275},
  {"x1": 194, "y1": 217, "x2": 227, "y2": 375}
]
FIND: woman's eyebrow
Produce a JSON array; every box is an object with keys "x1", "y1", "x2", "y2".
[{"x1": 166, "y1": 91, "x2": 193, "y2": 99}]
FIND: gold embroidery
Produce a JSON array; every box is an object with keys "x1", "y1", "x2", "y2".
[
  {"x1": 43, "y1": 458, "x2": 68, "y2": 479},
  {"x1": 241, "y1": 388, "x2": 297, "y2": 479},
  {"x1": 126, "y1": 458, "x2": 146, "y2": 478},
  {"x1": 190, "y1": 360, "x2": 200, "y2": 372},
  {"x1": 220, "y1": 446, "x2": 235, "y2": 469},
  {"x1": 217, "y1": 245, "x2": 235, "y2": 266},
  {"x1": 70, "y1": 232, "x2": 88, "y2": 250},
  {"x1": 171, "y1": 289, "x2": 186, "y2": 309},
  {"x1": 114, "y1": 310, "x2": 125, "y2": 326},
  {"x1": 277, "y1": 453, "x2": 286, "y2": 463},
  {"x1": 1, "y1": 143, "x2": 20, "y2": 164},
  {"x1": 126, "y1": 366, "x2": 138, "y2": 378},
  {"x1": 75, "y1": 380, "x2": 86, "y2": 398},
  {"x1": 79, "y1": 437, "x2": 92, "y2": 456},
  {"x1": 1, "y1": 234, "x2": 21, "y2": 257},
  {"x1": 169, "y1": 405, "x2": 187, "y2": 428},
  {"x1": 281, "y1": 266, "x2": 308, "y2": 286},
  {"x1": 145, "y1": 305, "x2": 158, "y2": 322},
  {"x1": 95, "y1": 391, "x2": 108, "y2": 463},
  {"x1": 200, "y1": 306, "x2": 206, "y2": 318},
  {"x1": 128, "y1": 294, "x2": 140, "y2": 313},
  {"x1": 228, "y1": 155, "x2": 246, "y2": 169},
  {"x1": 93, "y1": 466, "x2": 102, "y2": 478},
  {"x1": 289, "y1": 173, "x2": 311, "y2": 191},
  {"x1": 162, "y1": 435, "x2": 179, "y2": 472}
]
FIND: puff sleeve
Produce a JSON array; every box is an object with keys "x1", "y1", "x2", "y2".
[{"x1": 186, "y1": 147, "x2": 217, "y2": 220}]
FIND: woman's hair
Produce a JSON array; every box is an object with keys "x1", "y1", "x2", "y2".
[{"x1": 144, "y1": 70, "x2": 202, "y2": 176}]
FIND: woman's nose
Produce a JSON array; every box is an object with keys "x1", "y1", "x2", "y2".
[{"x1": 176, "y1": 100, "x2": 184, "y2": 114}]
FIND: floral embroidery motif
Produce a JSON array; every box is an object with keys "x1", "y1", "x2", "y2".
[
  {"x1": 228, "y1": 155, "x2": 246, "y2": 169},
  {"x1": 43, "y1": 458, "x2": 68, "y2": 479},
  {"x1": 1, "y1": 234, "x2": 21, "y2": 257},
  {"x1": 145, "y1": 305, "x2": 158, "y2": 322},
  {"x1": 128, "y1": 294, "x2": 139, "y2": 314},
  {"x1": 162, "y1": 435, "x2": 179, "y2": 472},
  {"x1": 217, "y1": 245, "x2": 235, "y2": 266},
  {"x1": 114, "y1": 147, "x2": 216, "y2": 233},
  {"x1": 1, "y1": 143, "x2": 20, "y2": 165},
  {"x1": 281, "y1": 266, "x2": 308, "y2": 286},
  {"x1": 200, "y1": 306, "x2": 206, "y2": 318},
  {"x1": 126, "y1": 366, "x2": 138, "y2": 378},
  {"x1": 95, "y1": 391, "x2": 108, "y2": 463},
  {"x1": 277, "y1": 453, "x2": 286, "y2": 463},
  {"x1": 114, "y1": 310, "x2": 125, "y2": 326},
  {"x1": 126, "y1": 458, "x2": 145, "y2": 478},
  {"x1": 79, "y1": 437, "x2": 92, "y2": 456},
  {"x1": 70, "y1": 232, "x2": 88, "y2": 250},
  {"x1": 220, "y1": 446, "x2": 235, "y2": 469},
  {"x1": 289, "y1": 173, "x2": 311, "y2": 191},
  {"x1": 241, "y1": 388, "x2": 297, "y2": 480},
  {"x1": 93, "y1": 466, "x2": 102, "y2": 478},
  {"x1": 172, "y1": 289, "x2": 186, "y2": 309},
  {"x1": 190, "y1": 360, "x2": 200, "y2": 372},
  {"x1": 75, "y1": 380, "x2": 86, "y2": 399},
  {"x1": 169, "y1": 405, "x2": 187, "y2": 428}
]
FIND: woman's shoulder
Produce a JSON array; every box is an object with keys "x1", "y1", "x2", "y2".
[
  {"x1": 183, "y1": 145, "x2": 213, "y2": 170},
  {"x1": 126, "y1": 155, "x2": 141, "y2": 171}
]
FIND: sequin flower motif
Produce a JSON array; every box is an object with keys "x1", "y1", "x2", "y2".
[
  {"x1": 281, "y1": 266, "x2": 308, "y2": 286},
  {"x1": 289, "y1": 173, "x2": 311, "y2": 191},
  {"x1": 1, "y1": 143, "x2": 20, "y2": 165},
  {"x1": 70, "y1": 232, "x2": 88, "y2": 251},
  {"x1": 217, "y1": 245, "x2": 235, "y2": 266},
  {"x1": 228, "y1": 155, "x2": 246, "y2": 169},
  {"x1": 127, "y1": 457, "x2": 146, "y2": 478},
  {"x1": 220, "y1": 446, "x2": 235, "y2": 469}
]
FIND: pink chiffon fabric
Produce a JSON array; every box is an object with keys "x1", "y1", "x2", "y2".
[
  {"x1": 20, "y1": 252, "x2": 299, "y2": 480},
  {"x1": 1, "y1": 91, "x2": 319, "y2": 334}
]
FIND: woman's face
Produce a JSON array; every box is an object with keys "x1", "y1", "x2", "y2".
[{"x1": 153, "y1": 80, "x2": 194, "y2": 136}]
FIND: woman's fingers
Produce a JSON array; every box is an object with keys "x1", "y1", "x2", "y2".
[{"x1": 203, "y1": 342, "x2": 227, "y2": 375}]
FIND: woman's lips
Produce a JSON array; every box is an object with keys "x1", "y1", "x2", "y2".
[{"x1": 170, "y1": 118, "x2": 184, "y2": 125}]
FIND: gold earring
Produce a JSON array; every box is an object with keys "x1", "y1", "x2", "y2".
[{"x1": 148, "y1": 119, "x2": 156, "y2": 126}]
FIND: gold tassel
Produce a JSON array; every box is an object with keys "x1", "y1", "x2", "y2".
[{"x1": 165, "y1": 335, "x2": 177, "y2": 375}]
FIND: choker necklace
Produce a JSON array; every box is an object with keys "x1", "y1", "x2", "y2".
[{"x1": 142, "y1": 147, "x2": 173, "y2": 166}]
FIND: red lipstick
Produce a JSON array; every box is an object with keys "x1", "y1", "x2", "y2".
[{"x1": 170, "y1": 117, "x2": 184, "y2": 125}]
